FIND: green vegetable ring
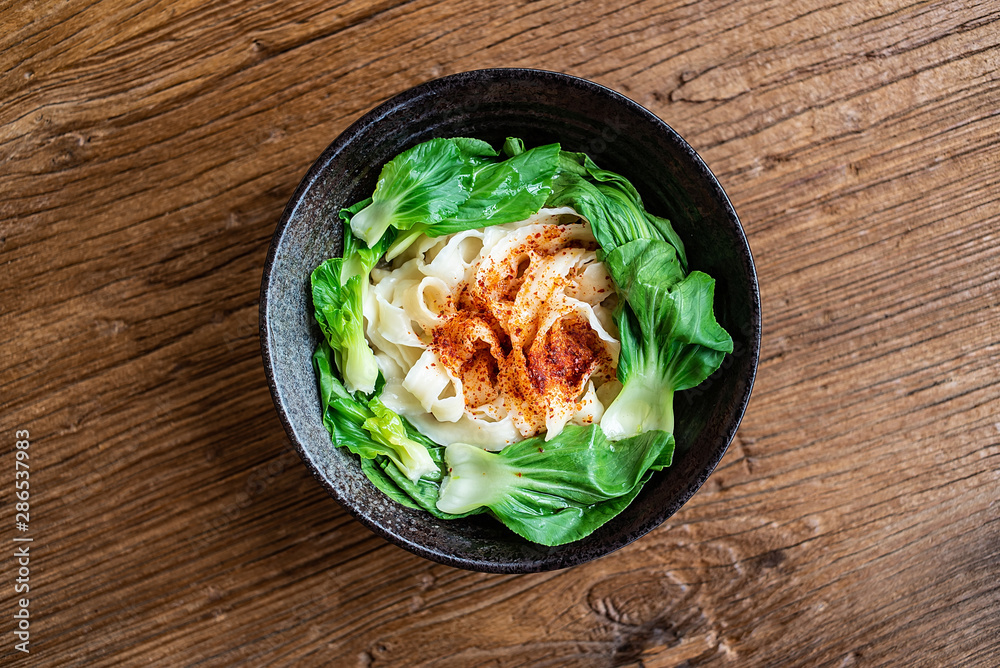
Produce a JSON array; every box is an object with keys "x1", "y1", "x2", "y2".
[{"x1": 310, "y1": 137, "x2": 732, "y2": 546}]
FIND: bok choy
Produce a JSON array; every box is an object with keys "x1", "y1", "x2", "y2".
[
  {"x1": 313, "y1": 341, "x2": 437, "y2": 483},
  {"x1": 437, "y1": 425, "x2": 673, "y2": 546},
  {"x1": 349, "y1": 137, "x2": 561, "y2": 257},
  {"x1": 311, "y1": 200, "x2": 391, "y2": 395},
  {"x1": 309, "y1": 136, "x2": 732, "y2": 546},
  {"x1": 600, "y1": 238, "x2": 733, "y2": 440}
]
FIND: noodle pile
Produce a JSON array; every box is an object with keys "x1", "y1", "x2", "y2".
[{"x1": 365, "y1": 208, "x2": 621, "y2": 449}]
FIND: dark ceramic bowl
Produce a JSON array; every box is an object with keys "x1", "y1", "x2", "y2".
[{"x1": 260, "y1": 68, "x2": 760, "y2": 573}]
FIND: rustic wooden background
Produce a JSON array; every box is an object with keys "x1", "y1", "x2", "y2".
[{"x1": 2, "y1": 0, "x2": 998, "y2": 665}]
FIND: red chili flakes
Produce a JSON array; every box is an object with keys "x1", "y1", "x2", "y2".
[{"x1": 427, "y1": 221, "x2": 614, "y2": 438}]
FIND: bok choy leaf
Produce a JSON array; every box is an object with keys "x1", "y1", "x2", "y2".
[
  {"x1": 349, "y1": 138, "x2": 488, "y2": 247},
  {"x1": 600, "y1": 238, "x2": 733, "y2": 440},
  {"x1": 545, "y1": 151, "x2": 688, "y2": 268},
  {"x1": 436, "y1": 425, "x2": 674, "y2": 546},
  {"x1": 384, "y1": 141, "x2": 561, "y2": 259},
  {"x1": 313, "y1": 341, "x2": 438, "y2": 483},
  {"x1": 311, "y1": 201, "x2": 391, "y2": 395}
]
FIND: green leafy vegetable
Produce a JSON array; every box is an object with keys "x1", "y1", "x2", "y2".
[
  {"x1": 311, "y1": 201, "x2": 391, "y2": 394},
  {"x1": 600, "y1": 238, "x2": 733, "y2": 440},
  {"x1": 385, "y1": 142, "x2": 561, "y2": 259},
  {"x1": 313, "y1": 342, "x2": 437, "y2": 482},
  {"x1": 501, "y1": 136, "x2": 526, "y2": 156},
  {"x1": 436, "y1": 425, "x2": 674, "y2": 545},
  {"x1": 310, "y1": 136, "x2": 732, "y2": 547},
  {"x1": 363, "y1": 445, "x2": 482, "y2": 519},
  {"x1": 362, "y1": 397, "x2": 441, "y2": 482},
  {"x1": 349, "y1": 138, "x2": 485, "y2": 247},
  {"x1": 545, "y1": 151, "x2": 688, "y2": 268}
]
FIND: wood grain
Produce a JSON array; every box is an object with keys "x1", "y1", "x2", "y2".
[{"x1": 1, "y1": 0, "x2": 998, "y2": 665}]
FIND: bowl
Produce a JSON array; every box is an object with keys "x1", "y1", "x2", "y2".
[{"x1": 260, "y1": 68, "x2": 760, "y2": 573}]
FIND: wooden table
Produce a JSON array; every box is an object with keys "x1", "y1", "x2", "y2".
[{"x1": 3, "y1": 0, "x2": 998, "y2": 665}]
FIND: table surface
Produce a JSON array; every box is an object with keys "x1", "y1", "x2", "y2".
[{"x1": 3, "y1": 0, "x2": 999, "y2": 665}]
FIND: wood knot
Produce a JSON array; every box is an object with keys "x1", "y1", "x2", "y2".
[
  {"x1": 586, "y1": 571, "x2": 689, "y2": 628},
  {"x1": 613, "y1": 621, "x2": 681, "y2": 665},
  {"x1": 756, "y1": 549, "x2": 786, "y2": 570}
]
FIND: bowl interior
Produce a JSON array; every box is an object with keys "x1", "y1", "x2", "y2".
[{"x1": 260, "y1": 69, "x2": 760, "y2": 572}]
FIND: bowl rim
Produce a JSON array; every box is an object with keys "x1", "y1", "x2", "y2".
[{"x1": 259, "y1": 67, "x2": 761, "y2": 572}]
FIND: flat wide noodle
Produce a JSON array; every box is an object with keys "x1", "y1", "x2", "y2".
[{"x1": 365, "y1": 208, "x2": 620, "y2": 450}]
